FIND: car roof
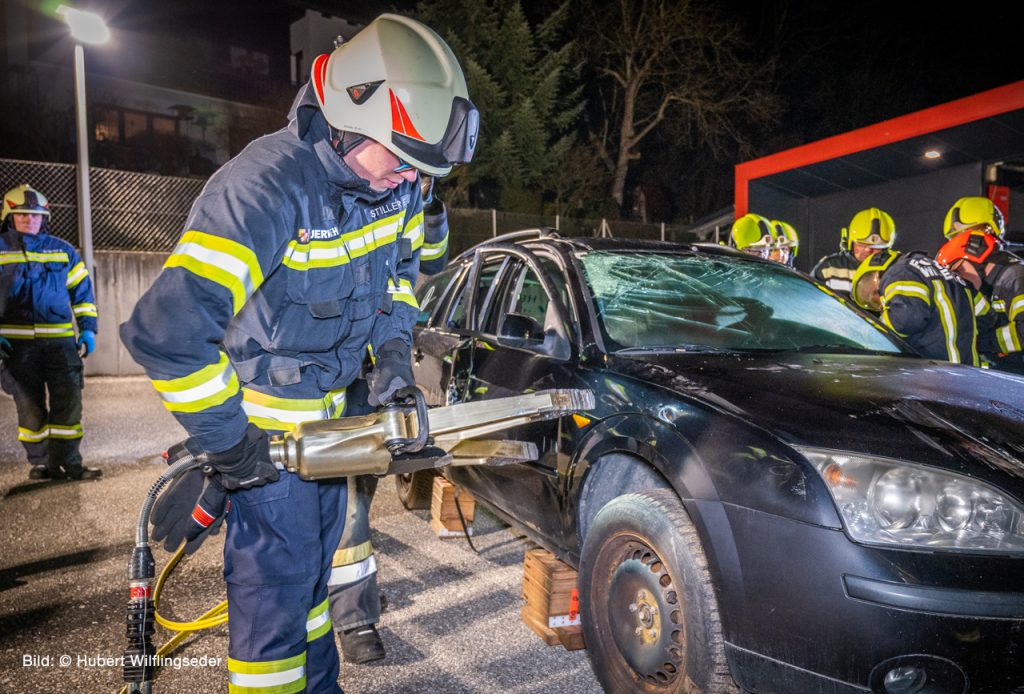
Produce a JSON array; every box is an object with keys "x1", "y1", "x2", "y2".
[{"x1": 452, "y1": 228, "x2": 754, "y2": 263}]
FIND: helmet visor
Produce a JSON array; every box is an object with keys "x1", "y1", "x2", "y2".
[
  {"x1": 852, "y1": 271, "x2": 883, "y2": 312},
  {"x1": 392, "y1": 96, "x2": 479, "y2": 175}
]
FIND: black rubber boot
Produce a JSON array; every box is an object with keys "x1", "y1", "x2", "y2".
[
  {"x1": 339, "y1": 624, "x2": 385, "y2": 664},
  {"x1": 63, "y1": 465, "x2": 103, "y2": 480},
  {"x1": 28, "y1": 465, "x2": 55, "y2": 480}
]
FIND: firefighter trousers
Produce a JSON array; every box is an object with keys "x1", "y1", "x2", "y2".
[
  {"x1": 326, "y1": 381, "x2": 382, "y2": 633},
  {"x1": 224, "y1": 472, "x2": 347, "y2": 694},
  {"x1": 0, "y1": 337, "x2": 84, "y2": 473}
]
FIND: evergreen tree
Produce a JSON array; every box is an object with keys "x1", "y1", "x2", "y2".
[{"x1": 416, "y1": 0, "x2": 583, "y2": 211}]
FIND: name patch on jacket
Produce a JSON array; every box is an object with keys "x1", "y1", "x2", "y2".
[
  {"x1": 368, "y1": 194, "x2": 410, "y2": 220},
  {"x1": 297, "y1": 226, "x2": 340, "y2": 243}
]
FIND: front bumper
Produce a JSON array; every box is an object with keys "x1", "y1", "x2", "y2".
[{"x1": 694, "y1": 500, "x2": 1024, "y2": 693}]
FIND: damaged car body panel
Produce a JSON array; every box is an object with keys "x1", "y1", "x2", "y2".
[{"x1": 410, "y1": 232, "x2": 1024, "y2": 693}]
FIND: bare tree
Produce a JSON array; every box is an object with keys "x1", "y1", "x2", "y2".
[{"x1": 580, "y1": 0, "x2": 778, "y2": 209}]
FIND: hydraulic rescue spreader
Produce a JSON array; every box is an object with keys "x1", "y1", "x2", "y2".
[{"x1": 122, "y1": 388, "x2": 594, "y2": 693}]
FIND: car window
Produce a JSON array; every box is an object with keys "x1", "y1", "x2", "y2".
[
  {"x1": 415, "y1": 267, "x2": 459, "y2": 326},
  {"x1": 446, "y1": 260, "x2": 503, "y2": 331},
  {"x1": 580, "y1": 251, "x2": 904, "y2": 353},
  {"x1": 489, "y1": 263, "x2": 553, "y2": 341}
]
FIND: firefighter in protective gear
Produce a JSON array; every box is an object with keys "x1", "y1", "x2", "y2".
[
  {"x1": 729, "y1": 213, "x2": 777, "y2": 259},
  {"x1": 120, "y1": 14, "x2": 478, "y2": 693},
  {"x1": 1, "y1": 184, "x2": 101, "y2": 480},
  {"x1": 770, "y1": 219, "x2": 798, "y2": 267},
  {"x1": 942, "y1": 196, "x2": 1005, "y2": 239},
  {"x1": 813, "y1": 207, "x2": 896, "y2": 297},
  {"x1": 851, "y1": 248, "x2": 979, "y2": 365},
  {"x1": 937, "y1": 230, "x2": 1024, "y2": 374}
]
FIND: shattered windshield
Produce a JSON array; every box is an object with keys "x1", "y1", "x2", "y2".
[{"x1": 579, "y1": 251, "x2": 903, "y2": 354}]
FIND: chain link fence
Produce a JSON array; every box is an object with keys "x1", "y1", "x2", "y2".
[{"x1": 1, "y1": 158, "x2": 703, "y2": 256}]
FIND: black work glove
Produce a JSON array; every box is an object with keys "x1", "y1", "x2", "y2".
[
  {"x1": 151, "y1": 468, "x2": 228, "y2": 554},
  {"x1": 367, "y1": 338, "x2": 416, "y2": 407},
  {"x1": 205, "y1": 423, "x2": 279, "y2": 490}
]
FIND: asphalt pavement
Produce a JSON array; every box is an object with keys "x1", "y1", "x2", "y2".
[{"x1": 0, "y1": 377, "x2": 601, "y2": 693}]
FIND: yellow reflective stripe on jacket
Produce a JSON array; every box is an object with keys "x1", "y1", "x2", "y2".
[
  {"x1": 402, "y1": 210, "x2": 425, "y2": 251},
  {"x1": 164, "y1": 231, "x2": 264, "y2": 315},
  {"x1": 387, "y1": 278, "x2": 418, "y2": 308},
  {"x1": 421, "y1": 233, "x2": 448, "y2": 261},
  {"x1": 306, "y1": 598, "x2": 332, "y2": 642},
  {"x1": 931, "y1": 280, "x2": 960, "y2": 363},
  {"x1": 241, "y1": 388, "x2": 347, "y2": 431},
  {"x1": 281, "y1": 213, "x2": 405, "y2": 271},
  {"x1": 72, "y1": 302, "x2": 98, "y2": 317},
  {"x1": 974, "y1": 292, "x2": 991, "y2": 317},
  {"x1": 997, "y1": 323, "x2": 1023, "y2": 353},
  {"x1": 151, "y1": 352, "x2": 239, "y2": 414},
  {"x1": 18, "y1": 426, "x2": 49, "y2": 443},
  {"x1": 227, "y1": 652, "x2": 305, "y2": 694},
  {"x1": 66, "y1": 261, "x2": 89, "y2": 288},
  {"x1": 0, "y1": 323, "x2": 75, "y2": 339},
  {"x1": 48, "y1": 422, "x2": 84, "y2": 439},
  {"x1": 818, "y1": 266, "x2": 855, "y2": 280},
  {"x1": 0, "y1": 251, "x2": 23, "y2": 266},
  {"x1": 0, "y1": 250, "x2": 71, "y2": 265},
  {"x1": 883, "y1": 281, "x2": 931, "y2": 306},
  {"x1": 1009, "y1": 295, "x2": 1024, "y2": 321},
  {"x1": 333, "y1": 539, "x2": 373, "y2": 567}
]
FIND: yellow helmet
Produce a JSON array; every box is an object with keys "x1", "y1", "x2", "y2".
[
  {"x1": 771, "y1": 219, "x2": 799, "y2": 266},
  {"x1": 729, "y1": 213, "x2": 776, "y2": 259},
  {"x1": 2, "y1": 184, "x2": 50, "y2": 222},
  {"x1": 847, "y1": 208, "x2": 895, "y2": 251},
  {"x1": 851, "y1": 248, "x2": 900, "y2": 312},
  {"x1": 942, "y1": 196, "x2": 1005, "y2": 239}
]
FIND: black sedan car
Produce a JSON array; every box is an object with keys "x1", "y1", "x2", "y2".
[{"x1": 400, "y1": 230, "x2": 1024, "y2": 694}]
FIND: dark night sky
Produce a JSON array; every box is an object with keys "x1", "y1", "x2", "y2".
[{"x1": 74, "y1": 0, "x2": 1021, "y2": 160}]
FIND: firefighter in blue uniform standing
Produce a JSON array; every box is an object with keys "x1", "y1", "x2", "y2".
[
  {"x1": 120, "y1": 14, "x2": 478, "y2": 693},
  {"x1": 0, "y1": 184, "x2": 101, "y2": 480},
  {"x1": 813, "y1": 208, "x2": 896, "y2": 297},
  {"x1": 850, "y1": 248, "x2": 979, "y2": 364}
]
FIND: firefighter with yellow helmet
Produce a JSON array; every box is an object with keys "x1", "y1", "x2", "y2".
[
  {"x1": 850, "y1": 247, "x2": 979, "y2": 364},
  {"x1": 770, "y1": 219, "x2": 798, "y2": 268},
  {"x1": 813, "y1": 208, "x2": 896, "y2": 297},
  {"x1": 936, "y1": 198, "x2": 1024, "y2": 373},
  {"x1": 121, "y1": 15, "x2": 478, "y2": 691},
  {"x1": 729, "y1": 213, "x2": 778, "y2": 259},
  {"x1": 1, "y1": 184, "x2": 101, "y2": 481}
]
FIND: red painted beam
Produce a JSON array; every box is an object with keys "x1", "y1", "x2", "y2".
[{"x1": 734, "y1": 80, "x2": 1024, "y2": 216}]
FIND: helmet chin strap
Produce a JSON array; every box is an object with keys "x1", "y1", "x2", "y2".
[{"x1": 330, "y1": 127, "x2": 366, "y2": 158}]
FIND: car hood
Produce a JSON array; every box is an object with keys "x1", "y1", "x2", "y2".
[{"x1": 605, "y1": 351, "x2": 1024, "y2": 484}]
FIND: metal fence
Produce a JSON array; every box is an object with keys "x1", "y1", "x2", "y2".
[{"x1": 1, "y1": 158, "x2": 702, "y2": 256}]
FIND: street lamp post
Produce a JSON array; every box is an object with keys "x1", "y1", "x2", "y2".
[{"x1": 57, "y1": 6, "x2": 109, "y2": 278}]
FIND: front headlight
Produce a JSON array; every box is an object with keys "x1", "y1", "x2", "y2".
[{"x1": 800, "y1": 448, "x2": 1024, "y2": 554}]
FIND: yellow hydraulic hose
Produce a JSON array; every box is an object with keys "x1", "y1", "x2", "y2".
[{"x1": 117, "y1": 545, "x2": 228, "y2": 694}]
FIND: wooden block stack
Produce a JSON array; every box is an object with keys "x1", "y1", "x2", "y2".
[
  {"x1": 430, "y1": 476, "x2": 475, "y2": 538},
  {"x1": 520, "y1": 548, "x2": 585, "y2": 651}
]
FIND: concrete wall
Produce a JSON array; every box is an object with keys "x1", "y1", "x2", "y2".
[{"x1": 86, "y1": 251, "x2": 169, "y2": 377}]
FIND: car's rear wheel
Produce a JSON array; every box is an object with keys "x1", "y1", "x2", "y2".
[
  {"x1": 395, "y1": 470, "x2": 435, "y2": 510},
  {"x1": 580, "y1": 490, "x2": 735, "y2": 693}
]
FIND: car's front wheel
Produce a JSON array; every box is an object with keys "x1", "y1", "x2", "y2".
[
  {"x1": 580, "y1": 490, "x2": 735, "y2": 693},
  {"x1": 395, "y1": 470, "x2": 435, "y2": 510}
]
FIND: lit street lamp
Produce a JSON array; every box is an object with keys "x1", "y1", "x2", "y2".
[{"x1": 57, "y1": 5, "x2": 109, "y2": 278}]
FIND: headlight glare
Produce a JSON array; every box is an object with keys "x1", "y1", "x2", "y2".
[{"x1": 802, "y1": 448, "x2": 1024, "y2": 554}]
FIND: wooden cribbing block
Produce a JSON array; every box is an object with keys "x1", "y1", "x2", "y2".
[
  {"x1": 430, "y1": 476, "x2": 475, "y2": 537},
  {"x1": 520, "y1": 548, "x2": 585, "y2": 651}
]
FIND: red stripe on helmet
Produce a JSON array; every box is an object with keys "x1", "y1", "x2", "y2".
[
  {"x1": 389, "y1": 89, "x2": 424, "y2": 141},
  {"x1": 192, "y1": 504, "x2": 216, "y2": 528},
  {"x1": 311, "y1": 53, "x2": 330, "y2": 106}
]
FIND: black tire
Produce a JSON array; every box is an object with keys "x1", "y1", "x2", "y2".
[
  {"x1": 395, "y1": 470, "x2": 435, "y2": 510},
  {"x1": 579, "y1": 489, "x2": 735, "y2": 694}
]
